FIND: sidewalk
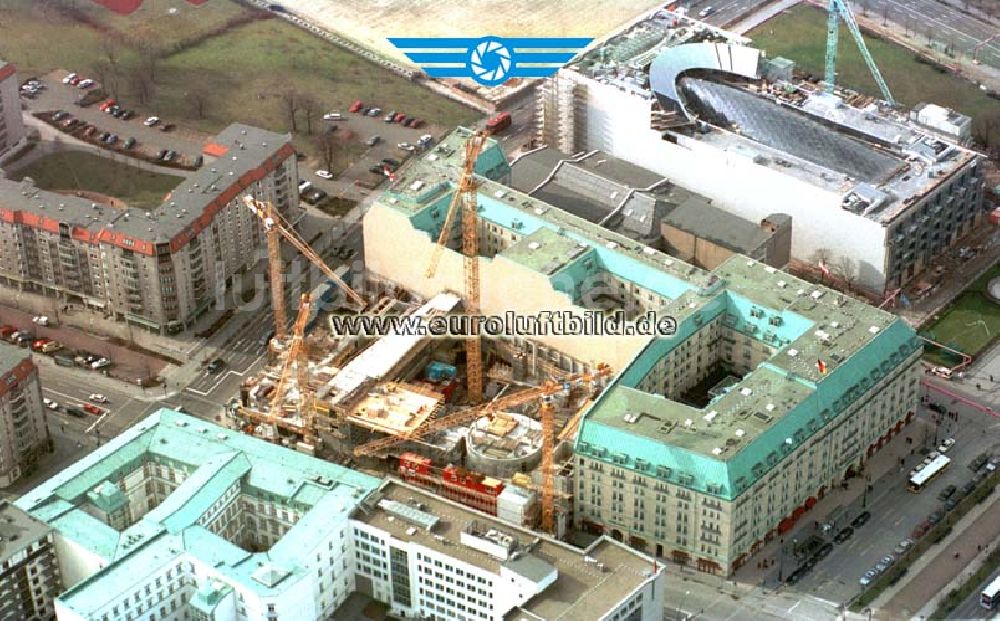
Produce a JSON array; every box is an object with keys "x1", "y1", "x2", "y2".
[
  {"x1": 913, "y1": 534, "x2": 1000, "y2": 619},
  {"x1": 872, "y1": 486, "x2": 1000, "y2": 617}
]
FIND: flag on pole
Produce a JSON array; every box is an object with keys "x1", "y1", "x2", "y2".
[
  {"x1": 818, "y1": 261, "x2": 830, "y2": 277},
  {"x1": 817, "y1": 360, "x2": 827, "y2": 374},
  {"x1": 382, "y1": 165, "x2": 396, "y2": 182}
]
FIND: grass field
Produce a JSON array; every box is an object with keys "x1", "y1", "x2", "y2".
[
  {"x1": 0, "y1": 0, "x2": 479, "y2": 159},
  {"x1": 920, "y1": 263, "x2": 1000, "y2": 364},
  {"x1": 10, "y1": 151, "x2": 182, "y2": 209},
  {"x1": 748, "y1": 5, "x2": 998, "y2": 121}
]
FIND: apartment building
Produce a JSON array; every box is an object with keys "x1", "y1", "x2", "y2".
[
  {"x1": 363, "y1": 127, "x2": 922, "y2": 575},
  {"x1": 0, "y1": 60, "x2": 27, "y2": 161},
  {"x1": 0, "y1": 500, "x2": 61, "y2": 620},
  {"x1": 0, "y1": 124, "x2": 298, "y2": 333},
  {"x1": 538, "y1": 10, "x2": 987, "y2": 295},
  {"x1": 0, "y1": 342, "x2": 49, "y2": 488},
  {"x1": 351, "y1": 482, "x2": 665, "y2": 621}
]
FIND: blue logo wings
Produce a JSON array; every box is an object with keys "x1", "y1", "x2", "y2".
[{"x1": 388, "y1": 36, "x2": 593, "y2": 87}]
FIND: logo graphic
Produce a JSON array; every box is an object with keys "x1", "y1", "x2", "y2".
[{"x1": 388, "y1": 36, "x2": 593, "y2": 87}]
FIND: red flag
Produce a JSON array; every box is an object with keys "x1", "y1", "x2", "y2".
[
  {"x1": 382, "y1": 166, "x2": 396, "y2": 182},
  {"x1": 817, "y1": 360, "x2": 827, "y2": 374},
  {"x1": 818, "y1": 261, "x2": 830, "y2": 276}
]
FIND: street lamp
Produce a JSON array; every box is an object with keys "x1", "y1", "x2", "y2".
[
  {"x1": 777, "y1": 537, "x2": 784, "y2": 583},
  {"x1": 864, "y1": 607, "x2": 872, "y2": 621},
  {"x1": 862, "y1": 474, "x2": 872, "y2": 508},
  {"x1": 678, "y1": 590, "x2": 690, "y2": 621}
]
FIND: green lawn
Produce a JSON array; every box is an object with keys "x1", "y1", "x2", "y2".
[
  {"x1": 0, "y1": 0, "x2": 480, "y2": 160},
  {"x1": 11, "y1": 151, "x2": 182, "y2": 209},
  {"x1": 748, "y1": 5, "x2": 999, "y2": 121},
  {"x1": 920, "y1": 263, "x2": 1000, "y2": 363}
]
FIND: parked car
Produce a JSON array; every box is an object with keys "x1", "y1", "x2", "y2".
[
  {"x1": 368, "y1": 164, "x2": 384, "y2": 175},
  {"x1": 298, "y1": 180, "x2": 313, "y2": 193},
  {"x1": 938, "y1": 484, "x2": 957, "y2": 501},
  {"x1": 911, "y1": 519, "x2": 932, "y2": 539},
  {"x1": 52, "y1": 111, "x2": 69, "y2": 122},
  {"x1": 834, "y1": 526, "x2": 854, "y2": 543},
  {"x1": 366, "y1": 135, "x2": 381, "y2": 147},
  {"x1": 367, "y1": 107, "x2": 382, "y2": 117},
  {"x1": 859, "y1": 570, "x2": 876, "y2": 586},
  {"x1": 382, "y1": 157, "x2": 400, "y2": 169},
  {"x1": 928, "y1": 510, "x2": 944, "y2": 525},
  {"x1": 969, "y1": 453, "x2": 988, "y2": 471},
  {"x1": 159, "y1": 123, "x2": 175, "y2": 132},
  {"x1": 349, "y1": 100, "x2": 364, "y2": 113},
  {"x1": 83, "y1": 403, "x2": 103, "y2": 416},
  {"x1": 851, "y1": 511, "x2": 871, "y2": 528},
  {"x1": 62, "y1": 72, "x2": 79, "y2": 85},
  {"x1": 397, "y1": 142, "x2": 416, "y2": 152},
  {"x1": 402, "y1": 117, "x2": 415, "y2": 127},
  {"x1": 123, "y1": 137, "x2": 137, "y2": 150},
  {"x1": 893, "y1": 539, "x2": 913, "y2": 555},
  {"x1": 105, "y1": 134, "x2": 118, "y2": 145},
  {"x1": 90, "y1": 358, "x2": 112, "y2": 370},
  {"x1": 106, "y1": 104, "x2": 121, "y2": 116},
  {"x1": 31, "y1": 338, "x2": 51, "y2": 352},
  {"x1": 98, "y1": 99, "x2": 116, "y2": 112},
  {"x1": 323, "y1": 112, "x2": 342, "y2": 121},
  {"x1": 193, "y1": 155, "x2": 203, "y2": 168},
  {"x1": 112, "y1": 107, "x2": 127, "y2": 119},
  {"x1": 41, "y1": 341, "x2": 63, "y2": 353},
  {"x1": 144, "y1": 115, "x2": 160, "y2": 127},
  {"x1": 384, "y1": 111, "x2": 397, "y2": 123},
  {"x1": 938, "y1": 438, "x2": 956, "y2": 453},
  {"x1": 699, "y1": 6, "x2": 715, "y2": 18},
  {"x1": 43, "y1": 397, "x2": 60, "y2": 411},
  {"x1": 121, "y1": 110, "x2": 135, "y2": 121},
  {"x1": 88, "y1": 393, "x2": 109, "y2": 404},
  {"x1": 65, "y1": 406, "x2": 86, "y2": 418},
  {"x1": 14, "y1": 333, "x2": 34, "y2": 346},
  {"x1": 394, "y1": 112, "x2": 406, "y2": 123},
  {"x1": 814, "y1": 543, "x2": 833, "y2": 560},
  {"x1": 162, "y1": 150, "x2": 177, "y2": 162},
  {"x1": 315, "y1": 170, "x2": 334, "y2": 180},
  {"x1": 410, "y1": 118, "x2": 425, "y2": 129},
  {"x1": 206, "y1": 359, "x2": 226, "y2": 374}
]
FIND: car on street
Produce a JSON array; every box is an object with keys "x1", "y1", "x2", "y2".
[
  {"x1": 323, "y1": 112, "x2": 342, "y2": 121},
  {"x1": 410, "y1": 118, "x2": 425, "y2": 129},
  {"x1": 83, "y1": 403, "x2": 103, "y2": 416},
  {"x1": 366, "y1": 107, "x2": 382, "y2": 117},
  {"x1": 315, "y1": 170, "x2": 334, "y2": 179},
  {"x1": 397, "y1": 142, "x2": 416, "y2": 153},
  {"x1": 366, "y1": 135, "x2": 381, "y2": 146},
  {"x1": 91, "y1": 358, "x2": 112, "y2": 370},
  {"x1": 698, "y1": 6, "x2": 715, "y2": 18},
  {"x1": 834, "y1": 526, "x2": 853, "y2": 543},
  {"x1": 32, "y1": 315, "x2": 51, "y2": 326},
  {"x1": 938, "y1": 437, "x2": 956, "y2": 453},
  {"x1": 893, "y1": 539, "x2": 913, "y2": 555},
  {"x1": 206, "y1": 359, "x2": 226, "y2": 374},
  {"x1": 938, "y1": 484, "x2": 957, "y2": 501},
  {"x1": 859, "y1": 570, "x2": 876, "y2": 586},
  {"x1": 98, "y1": 99, "x2": 116, "y2": 112},
  {"x1": 144, "y1": 116, "x2": 160, "y2": 127},
  {"x1": 31, "y1": 338, "x2": 51, "y2": 352},
  {"x1": 851, "y1": 511, "x2": 871, "y2": 528},
  {"x1": 88, "y1": 393, "x2": 109, "y2": 403},
  {"x1": 62, "y1": 72, "x2": 78, "y2": 84},
  {"x1": 121, "y1": 110, "x2": 135, "y2": 120},
  {"x1": 52, "y1": 111, "x2": 69, "y2": 122},
  {"x1": 969, "y1": 453, "x2": 988, "y2": 471},
  {"x1": 43, "y1": 397, "x2": 59, "y2": 411},
  {"x1": 162, "y1": 150, "x2": 177, "y2": 162},
  {"x1": 78, "y1": 78, "x2": 95, "y2": 89},
  {"x1": 382, "y1": 157, "x2": 401, "y2": 169},
  {"x1": 402, "y1": 118, "x2": 415, "y2": 127},
  {"x1": 105, "y1": 134, "x2": 118, "y2": 145},
  {"x1": 349, "y1": 100, "x2": 363, "y2": 113},
  {"x1": 66, "y1": 406, "x2": 86, "y2": 418},
  {"x1": 123, "y1": 137, "x2": 137, "y2": 150},
  {"x1": 41, "y1": 341, "x2": 63, "y2": 353}
]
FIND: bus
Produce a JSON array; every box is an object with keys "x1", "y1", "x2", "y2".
[
  {"x1": 908, "y1": 454, "x2": 951, "y2": 492},
  {"x1": 982, "y1": 573, "x2": 1000, "y2": 610}
]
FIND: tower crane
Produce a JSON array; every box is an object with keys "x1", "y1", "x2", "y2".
[
  {"x1": 824, "y1": 0, "x2": 895, "y2": 105},
  {"x1": 354, "y1": 363, "x2": 612, "y2": 534},
  {"x1": 243, "y1": 196, "x2": 366, "y2": 344},
  {"x1": 239, "y1": 293, "x2": 323, "y2": 445},
  {"x1": 424, "y1": 131, "x2": 490, "y2": 405}
]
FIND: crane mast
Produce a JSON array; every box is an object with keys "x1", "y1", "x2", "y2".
[{"x1": 825, "y1": 0, "x2": 895, "y2": 104}]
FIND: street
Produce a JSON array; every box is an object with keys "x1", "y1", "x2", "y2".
[
  {"x1": 685, "y1": 0, "x2": 776, "y2": 27},
  {"x1": 951, "y1": 567, "x2": 1000, "y2": 620}
]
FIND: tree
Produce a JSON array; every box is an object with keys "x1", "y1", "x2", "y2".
[
  {"x1": 189, "y1": 89, "x2": 210, "y2": 120},
  {"x1": 128, "y1": 64, "x2": 155, "y2": 105},
  {"x1": 972, "y1": 110, "x2": 1000, "y2": 161},
  {"x1": 811, "y1": 248, "x2": 833, "y2": 266},
  {"x1": 280, "y1": 90, "x2": 298, "y2": 132},
  {"x1": 314, "y1": 130, "x2": 341, "y2": 173},
  {"x1": 299, "y1": 95, "x2": 319, "y2": 135},
  {"x1": 834, "y1": 256, "x2": 857, "y2": 290}
]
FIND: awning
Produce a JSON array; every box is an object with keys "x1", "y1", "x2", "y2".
[
  {"x1": 792, "y1": 506, "x2": 806, "y2": 520},
  {"x1": 778, "y1": 517, "x2": 795, "y2": 533},
  {"x1": 805, "y1": 497, "x2": 818, "y2": 509}
]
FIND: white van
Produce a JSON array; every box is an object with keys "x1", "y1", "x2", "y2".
[{"x1": 699, "y1": 6, "x2": 715, "y2": 18}]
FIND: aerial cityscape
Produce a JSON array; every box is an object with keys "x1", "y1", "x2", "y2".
[{"x1": 0, "y1": 0, "x2": 998, "y2": 620}]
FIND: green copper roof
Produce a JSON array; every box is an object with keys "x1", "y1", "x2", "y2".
[
  {"x1": 18, "y1": 409, "x2": 383, "y2": 617},
  {"x1": 86, "y1": 481, "x2": 128, "y2": 515}
]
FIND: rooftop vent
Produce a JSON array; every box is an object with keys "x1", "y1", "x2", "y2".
[
  {"x1": 740, "y1": 387, "x2": 752, "y2": 396},
  {"x1": 712, "y1": 447, "x2": 723, "y2": 455},
  {"x1": 831, "y1": 321, "x2": 840, "y2": 328},
  {"x1": 765, "y1": 403, "x2": 774, "y2": 411},
  {"x1": 796, "y1": 289, "x2": 806, "y2": 296},
  {"x1": 684, "y1": 418, "x2": 693, "y2": 427},
  {"x1": 494, "y1": 190, "x2": 505, "y2": 198},
  {"x1": 735, "y1": 428, "x2": 746, "y2": 438},
  {"x1": 643, "y1": 247, "x2": 655, "y2": 255},
  {"x1": 811, "y1": 290, "x2": 824, "y2": 300},
  {"x1": 605, "y1": 242, "x2": 618, "y2": 249}
]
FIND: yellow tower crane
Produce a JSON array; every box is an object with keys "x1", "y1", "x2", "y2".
[
  {"x1": 243, "y1": 196, "x2": 366, "y2": 344},
  {"x1": 425, "y1": 131, "x2": 490, "y2": 405},
  {"x1": 354, "y1": 364, "x2": 612, "y2": 534}
]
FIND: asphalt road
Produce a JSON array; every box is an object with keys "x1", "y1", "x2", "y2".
[
  {"x1": 951, "y1": 566, "x2": 1000, "y2": 620},
  {"x1": 862, "y1": 0, "x2": 1000, "y2": 68},
  {"x1": 685, "y1": 0, "x2": 774, "y2": 27}
]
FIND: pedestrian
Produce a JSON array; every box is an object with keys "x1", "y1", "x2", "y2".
[
  {"x1": 978, "y1": 545, "x2": 982, "y2": 553},
  {"x1": 991, "y1": 375, "x2": 994, "y2": 383},
  {"x1": 977, "y1": 383, "x2": 982, "y2": 390}
]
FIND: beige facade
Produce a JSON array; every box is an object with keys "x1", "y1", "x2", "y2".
[
  {"x1": 0, "y1": 61, "x2": 27, "y2": 161},
  {"x1": 0, "y1": 343, "x2": 48, "y2": 488},
  {"x1": 0, "y1": 125, "x2": 297, "y2": 332},
  {"x1": 575, "y1": 352, "x2": 922, "y2": 573}
]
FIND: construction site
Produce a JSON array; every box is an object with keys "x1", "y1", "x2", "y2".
[{"x1": 231, "y1": 137, "x2": 611, "y2": 538}]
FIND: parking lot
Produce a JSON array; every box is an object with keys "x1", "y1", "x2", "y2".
[
  {"x1": 21, "y1": 71, "x2": 207, "y2": 166},
  {"x1": 306, "y1": 104, "x2": 441, "y2": 191}
]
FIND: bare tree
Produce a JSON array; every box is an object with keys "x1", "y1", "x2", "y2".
[
  {"x1": 314, "y1": 130, "x2": 340, "y2": 173},
  {"x1": 811, "y1": 248, "x2": 833, "y2": 266},
  {"x1": 91, "y1": 59, "x2": 120, "y2": 99},
  {"x1": 881, "y1": 6, "x2": 889, "y2": 26},
  {"x1": 280, "y1": 90, "x2": 298, "y2": 132},
  {"x1": 299, "y1": 95, "x2": 320, "y2": 135},
  {"x1": 859, "y1": 0, "x2": 869, "y2": 17},
  {"x1": 137, "y1": 42, "x2": 160, "y2": 84},
  {"x1": 189, "y1": 89, "x2": 210, "y2": 120},
  {"x1": 834, "y1": 256, "x2": 857, "y2": 290},
  {"x1": 128, "y1": 64, "x2": 154, "y2": 105}
]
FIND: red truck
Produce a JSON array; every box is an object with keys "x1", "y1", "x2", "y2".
[
  {"x1": 485, "y1": 111, "x2": 511, "y2": 135},
  {"x1": 349, "y1": 100, "x2": 364, "y2": 113}
]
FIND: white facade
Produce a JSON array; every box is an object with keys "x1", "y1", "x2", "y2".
[{"x1": 0, "y1": 61, "x2": 27, "y2": 161}]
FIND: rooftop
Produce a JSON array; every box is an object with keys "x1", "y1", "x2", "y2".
[
  {"x1": 16, "y1": 409, "x2": 382, "y2": 615},
  {"x1": 0, "y1": 124, "x2": 292, "y2": 255},
  {"x1": 0, "y1": 340, "x2": 29, "y2": 373},
  {"x1": 354, "y1": 482, "x2": 660, "y2": 621},
  {"x1": 559, "y1": 8, "x2": 979, "y2": 224},
  {"x1": 0, "y1": 500, "x2": 51, "y2": 564}
]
